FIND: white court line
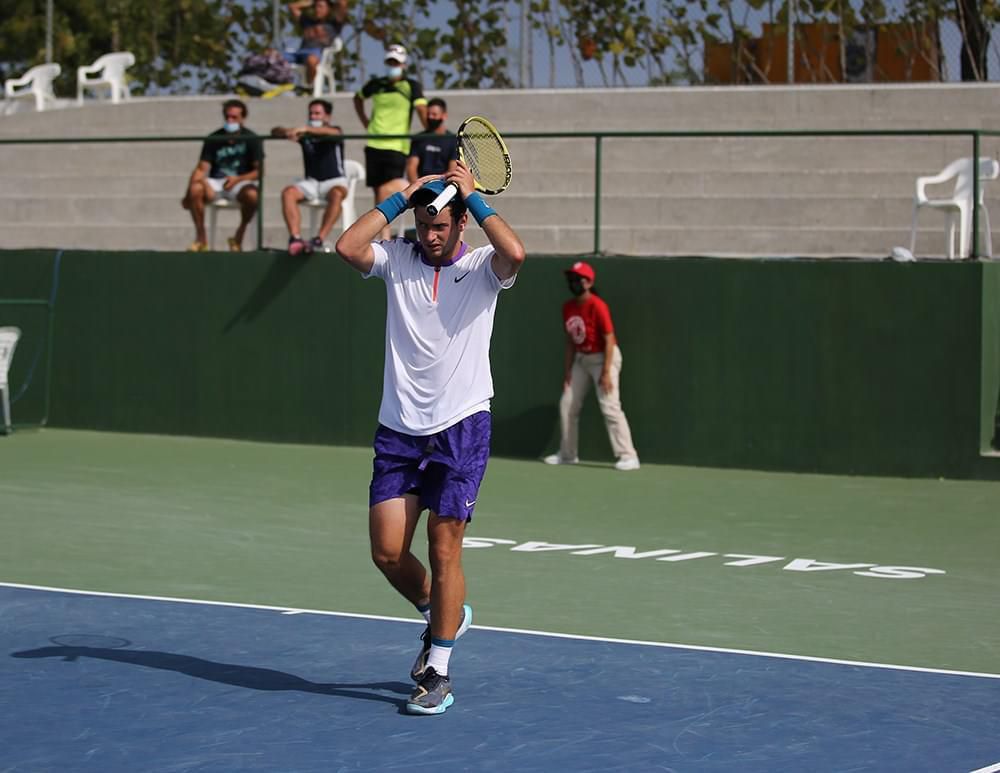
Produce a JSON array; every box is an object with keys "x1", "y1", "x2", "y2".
[
  {"x1": 3, "y1": 580, "x2": 999, "y2": 682},
  {"x1": 969, "y1": 764, "x2": 1000, "y2": 773}
]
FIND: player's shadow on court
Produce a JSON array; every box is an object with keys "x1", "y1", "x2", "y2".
[
  {"x1": 223, "y1": 253, "x2": 309, "y2": 332},
  {"x1": 12, "y1": 644, "x2": 411, "y2": 709}
]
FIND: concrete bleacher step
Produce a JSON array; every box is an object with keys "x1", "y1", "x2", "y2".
[
  {"x1": 0, "y1": 189, "x2": 936, "y2": 231},
  {"x1": 0, "y1": 128, "x2": 984, "y2": 177},
  {"x1": 0, "y1": 166, "x2": 946, "y2": 199},
  {"x1": 2, "y1": 135, "x2": 977, "y2": 178}
]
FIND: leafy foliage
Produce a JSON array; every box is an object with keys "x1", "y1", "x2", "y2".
[
  {"x1": 0, "y1": 0, "x2": 995, "y2": 94},
  {"x1": 436, "y1": 0, "x2": 514, "y2": 88},
  {"x1": 0, "y1": 0, "x2": 276, "y2": 94}
]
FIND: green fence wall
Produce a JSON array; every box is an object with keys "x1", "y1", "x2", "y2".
[
  {"x1": 2, "y1": 249, "x2": 998, "y2": 479},
  {"x1": 982, "y1": 262, "x2": 1000, "y2": 457}
]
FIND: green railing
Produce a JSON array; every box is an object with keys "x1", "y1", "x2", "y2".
[{"x1": 1, "y1": 129, "x2": 998, "y2": 257}]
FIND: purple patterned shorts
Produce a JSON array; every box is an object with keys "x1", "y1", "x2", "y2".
[{"x1": 369, "y1": 411, "x2": 492, "y2": 521}]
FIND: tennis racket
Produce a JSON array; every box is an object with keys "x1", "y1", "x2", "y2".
[{"x1": 425, "y1": 115, "x2": 512, "y2": 216}]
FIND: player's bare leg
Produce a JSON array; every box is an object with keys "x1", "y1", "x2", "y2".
[
  {"x1": 427, "y1": 513, "x2": 466, "y2": 641},
  {"x1": 369, "y1": 494, "x2": 430, "y2": 606}
]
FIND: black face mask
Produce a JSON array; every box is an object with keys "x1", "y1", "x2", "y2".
[
  {"x1": 567, "y1": 276, "x2": 585, "y2": 296},
  {"x1": 426, "y1": 118, "x2": 443, "y2": 131}
]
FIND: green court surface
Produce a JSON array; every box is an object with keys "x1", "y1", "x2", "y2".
[{"x1": 1, "y1": 428, "x2": 998, "y2": 677}]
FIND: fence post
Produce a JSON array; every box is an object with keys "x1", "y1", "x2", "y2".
[
  {"x1": 594, "y1": 134, "x2": 602, "y2": 255},
  {"x1": 972, "y1": 131, "x2": 980, "y2": 259},
  {"x1": 257, "y1": 156, "x2": 265, "y2": 251}
]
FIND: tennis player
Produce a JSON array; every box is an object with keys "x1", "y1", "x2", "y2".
[{"x1": 335, "y1": 162, "x2": 525, "y2": 715}]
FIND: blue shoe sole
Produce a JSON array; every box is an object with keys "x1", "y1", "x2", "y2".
[{"x1": 406, "y1": 693, "x2": 454, "y2": 715}]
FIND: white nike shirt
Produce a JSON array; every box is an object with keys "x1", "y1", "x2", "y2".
[{"x1": 364, "y1": 240, "x2": 516, "y2": 435}]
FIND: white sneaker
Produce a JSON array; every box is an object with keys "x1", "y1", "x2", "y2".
[
  {"x1": 615, "y1": 456, "x2": 640, "y2": 471},
  {"x1": 543, "y1": 454, "x2": 578, "y2": 465}
]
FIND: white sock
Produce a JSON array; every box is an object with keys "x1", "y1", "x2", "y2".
[
  {"x1": 416, "y1": 603, "x2": 432, "y2": 624},
  {"x1": 426, "y1": 643, "x2": 453, "y2": 676}
]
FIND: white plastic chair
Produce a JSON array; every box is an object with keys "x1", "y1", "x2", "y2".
[
  {"x1": 208, "y1": 197, "x2": 254, "y2": 251},
  {"x1": 207, "y1": 198, "x2": 233, "y2": 251},
  {"x1": 909, "y1": 156, "x2": 999, "y2": 259},
  {"x1": 76, "y1": 51, "x2": 135, "y2": 105},
  {"x1": 305, "y1": 158, "x2": 365, "y2": 236},
  {"x1": 3, "y1": 63, "x2": 60, "y2": 114},
  {"x1": 292, "y1": 39, "x2": 342, "y2": 97},
  {"x1": 0, "y1": 327, "x2": 21, "y2": 434},
  {"x1": 312, "y1": 40, "x2": 342, "y2": 96}
]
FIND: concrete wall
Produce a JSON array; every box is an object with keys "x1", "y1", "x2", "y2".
[
  {"x1": 2, "y1": 248, "x2": 998, "y2": 480},
  {"x1": 2, "y1": 84, "x2": 1000, "y2": 256}
]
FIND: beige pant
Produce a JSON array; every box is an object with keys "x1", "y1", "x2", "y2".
[{"x1": 558, "y1": 346, "x2": 638, "y2": 460}]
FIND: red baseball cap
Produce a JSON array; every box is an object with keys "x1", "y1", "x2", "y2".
[{"x1": 565, "y1": 260, "x2": 595, "y2": 281}]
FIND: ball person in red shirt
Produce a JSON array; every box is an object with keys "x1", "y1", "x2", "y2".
[{"x1": 544, "y1": 260, "x2": 640, "y2": 471}]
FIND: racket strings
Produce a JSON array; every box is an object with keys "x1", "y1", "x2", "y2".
[{"x1": 460, "y1": 121, "x2": 510, "y2": 192}]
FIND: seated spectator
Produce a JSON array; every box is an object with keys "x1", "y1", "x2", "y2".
[
  {"x1": 406, "y1": 97, "x2": 459, "y2": 183},
  {"x1": 285, "y1": 0, "x2": 347, "y2": 87},
  {"x1": 271, "y1": 99, "x2": 348, "y2": 256},
  {"x1": 181, "y1": 99, "x2": 262, "y2": 252}
]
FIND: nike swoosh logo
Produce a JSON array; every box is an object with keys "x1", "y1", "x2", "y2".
[
  {"x1": 465, "y1": 499, "x2": 477, "y2": 508},
  {"x1": 454, "y1": 272, "x2": 471, "y2": 283}
]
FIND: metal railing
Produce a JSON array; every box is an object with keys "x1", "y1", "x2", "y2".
[{"x1": 1, "y1": 128, "x2": 998, "y2": 257}]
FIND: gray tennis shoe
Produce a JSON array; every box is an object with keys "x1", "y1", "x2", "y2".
[
  {"x1": 410, "y1": 603, "x2": 473, "y2": 682},
  {"x1": 406, "y1": 667, "x2": 454, "y2": 715}
]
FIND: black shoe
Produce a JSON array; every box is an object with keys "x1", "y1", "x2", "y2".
[{"x1": 406, "y1": 667, "x2": 454, "y2": 715}]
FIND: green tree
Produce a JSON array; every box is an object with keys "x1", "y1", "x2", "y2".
[
  {"x1": 435, "y1": 0, "x2": 514, "y2": 88},
  {"x1": 354, "y1": 0, "x2": 438, "y2": 85},
  {"x1": 0, "y1": 0, "x2": 278, "y2": 95},
  {"x1": 530, "y1": 0, "x2": 655, "y2": 87}
]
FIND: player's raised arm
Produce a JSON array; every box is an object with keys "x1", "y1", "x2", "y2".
[
  {"x1": 444, "y1": 162, "x2": 525, "y2": 281},
  {"x1": 336, "y1": 174, "x2": 443, "y2": 274},
  {"x1": 482, "y1": 212, "x2": 526, "y2": 281}
]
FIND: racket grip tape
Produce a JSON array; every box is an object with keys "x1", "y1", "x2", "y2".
[
  {"x1": 375, "y1": 192, "x2": 408, "y2": 223},
  {"x1": 425, "y1": 183, "x2": 458, "y2": 217}
]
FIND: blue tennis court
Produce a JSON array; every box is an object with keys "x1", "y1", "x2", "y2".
[{"x1": 3, "y1": 582, "x2": 998, "y2": 772}]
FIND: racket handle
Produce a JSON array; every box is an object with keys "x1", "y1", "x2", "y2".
[{"x1": 425, "y1": 183, "x2": 458, "y2": 217}]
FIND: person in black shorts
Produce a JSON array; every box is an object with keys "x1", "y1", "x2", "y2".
[
  {"x1": 406, "y1": 97, "x2": 459, "y2": 184},
  {"x1": 354, "y1": 44, "x2": 428, "y2": 240},
  {"x1": 272, "y1": 99, "x2": 348, "y2": 256}
]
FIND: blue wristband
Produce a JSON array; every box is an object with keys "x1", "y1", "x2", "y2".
[
  {"x1": 375, "y1": 192, "x2": 408, "y2": 223},
  {"x1": 464, "y1": 191, "x2": 497, "y2": 226}
]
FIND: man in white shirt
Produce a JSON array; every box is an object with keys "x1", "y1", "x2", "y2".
[{"x1": 336, "y1": 163, "x2": 526, "y2": 715}]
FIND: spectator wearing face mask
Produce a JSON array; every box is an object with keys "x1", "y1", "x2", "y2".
[
  {"x1": 406, "y1": 97, "x2": 458, "y2": 183},
  {"x1": 271, "y1": 99, "x2": 348, "y2": 256},
  {"x1": 353, "y1": 44, "x2": 428, "y2": 240},
  {"x1": 543, "y1": 260, "x2": 641, "y2": 471},
  {"x1": 181, "y1": 99, "x2": 263, "y2": 252}
]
